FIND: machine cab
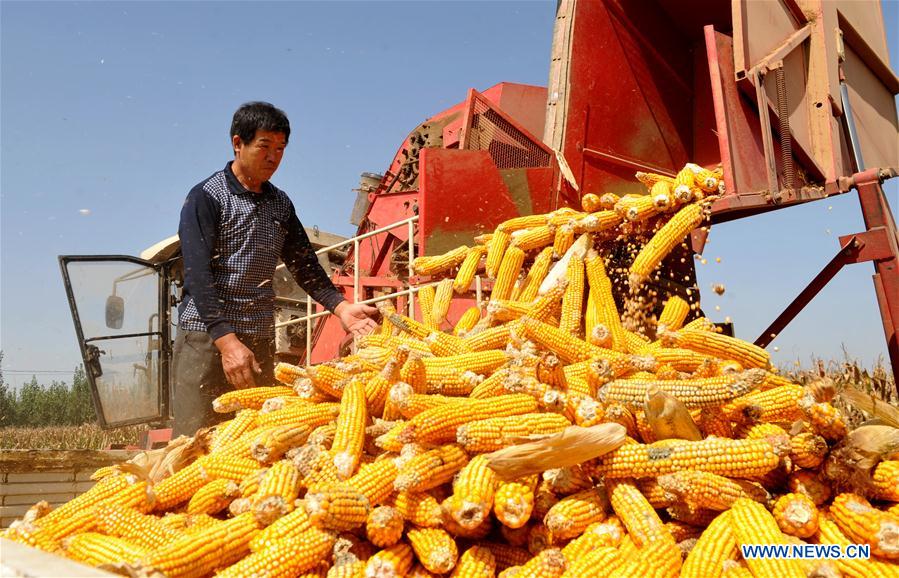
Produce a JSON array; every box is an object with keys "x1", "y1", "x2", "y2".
[{"x1": 58, "y1": 237, "x2": 180, "y2": 429}]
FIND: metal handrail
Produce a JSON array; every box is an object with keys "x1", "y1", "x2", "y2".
[{"x1": 274, "y1": 215, "x2": 419, "y2": 365}]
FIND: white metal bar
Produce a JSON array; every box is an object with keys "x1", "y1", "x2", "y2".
[
  {"x1": 277, "y1": 282, "x2": 439, "y2": 328},
  {"x1": 314, "y1": 216, "x2": 418, "y2": 255},
  {"x1": 353, "y1": 238, "x2": 360, "y2": 303},
  {"x1": 407, "y1": 218, "x2": 415, "y2": 317},
  {"x1": 305, "y1": 294, "x2": 313, "y2": 367}
]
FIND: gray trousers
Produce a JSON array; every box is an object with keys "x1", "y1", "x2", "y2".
[{"x1": 171, "y1": 330, "x2": 275, "y2": 437}]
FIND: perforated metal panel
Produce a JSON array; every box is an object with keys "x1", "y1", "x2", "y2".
[{"x1": 462, "y1": 91, "x2": 552, "y2": 169}]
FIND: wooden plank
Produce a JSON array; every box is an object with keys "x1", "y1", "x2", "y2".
[{"x1": 0, "y1": 481, "x2": 94, "y2": 497}]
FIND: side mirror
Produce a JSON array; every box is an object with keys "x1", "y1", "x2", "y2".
[{"x1": 106, "y1": 295, "x2": 124, "y2": 329}]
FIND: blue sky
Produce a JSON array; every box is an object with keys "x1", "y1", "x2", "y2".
[{"x1": 1, "y1": 0, "x2": 897, "y2": 388}]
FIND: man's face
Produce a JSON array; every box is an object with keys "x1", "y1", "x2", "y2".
[{"x1": 233, "y1": 130, "x2": 287, "y2": 184}]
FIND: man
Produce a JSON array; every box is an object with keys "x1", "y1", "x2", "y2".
[{"x1": 173, "y1": 101, "x2": 377, "y2": 436}]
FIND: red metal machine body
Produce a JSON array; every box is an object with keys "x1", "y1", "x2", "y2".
[{"x1": 306, "y1": 0, "x2": 898, "y2": 382}]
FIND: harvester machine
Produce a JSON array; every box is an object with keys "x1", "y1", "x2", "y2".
[{"x1": 59, "y1": 0, "x2": 898, "y2": 434}]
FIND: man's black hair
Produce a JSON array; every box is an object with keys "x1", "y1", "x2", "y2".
[{"x1": 230, "y1": 101, "x2": 291, "y2": 146}]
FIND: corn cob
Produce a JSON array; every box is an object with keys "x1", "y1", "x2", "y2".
[
  {"x1": 492, "y1": 475, "x2": 539, "y2": 529},
  {"x1": 187, "y1": 478, "x2": 239, "y2": 516},
  {"x1": 668, "y1": 328, "x2": 770, "y2": 369},
  {"x1": 830, "y1": 493, "x2": 899, "y2": 560},
  {"x1": 772, "y1": 492, "x2": 819, "y2": 538},
  {"x1": 658, "y1": 470, "x2": 769, "y2": 511},
  {"x1": 605, "y1": 479, "x2": 671, "y2": 548},
  {"x1": 249, "y1": 505, "x2": 313, "y2": 552},
  {"x1": 365, "y1": 506, "x2": 404, "y2": 548},
  {"x1": 138, "y1": 511, "x2": 261, "y2": 578},
  {"x1": 445, "y1": 454, "x2": 498, "y2": 529},
  {"x1": 544, "y1": 486, "x2": 609, "y2": 540},
  {"x1": 305, "y1": 486, "x2": 372, "y2": 531},
  {"x1": 514, "y1": 547, "x2": 567, "y2": 577},
  {"x1": 453, "y1": 306, "x2": 482, "y2": 336},
  {"x1": 518, "y1": 247, "x2": 555, "y2": 302},
  {"x1": 431, "y1": 278, "x2": 455, "y2": 327},
  {"x1": 598, "y1": 369, "x2": 763, "y2": 409},
  {"x1": 730, "y1": 498, "x2": 806, "y2": 578},
  {"x1": 591, "y1": 437, "x2": 780, "y2": 479},
  {"x1": 872, "y1": 460, "x2": 899, "y2": 501},
  {"x1": 210, "y1": 409, "x2": 260, "y2": 453},
  {"x1": 94, "y1": 505, "x2": 184, "y2": 550},
  {"x1": 486, "y1": 229, "x2": 512, "y2": 279},
  {"x1": 216, "y1": 527, "x2": 337, "y2": 578},
  {"x1": 679, "y1": 510, "x2": 737, "y2": 578},
  {"x1": 560, "y1": 546, "x2": 622, "y2": 578},
  {"x1": 657, "y1": 295, "x2": 690, "y2": 332},
  {"x1": 401, "y1": 394, "x2": 537, "y2": 444},
  {"x1": 407, "y1": 527, "x2": 459, "y2": 574},
  {"x1": 332, "y1": 378, "x2": 368, "y2": 479},
  {"x1": 365, "y1": 542, "x2": 415, "y2": 577},
  {"x1": 558, "y1": 253, "x2": 585, "y2": 335},
  {"x1": 630, "y1": 202, "x2": 704, "y2": 285},
  {"x1": 789, "y1": 431, "x2": 828, "y2": 469},
  {"x1": 450, "y1": 545, "x2": 496, "y2": 578},
  {"x1": 394, "y1": 444, "x2": 469, "y2": 492},
  {"x1": 37, "y1": 473, "x2": 154, "y2": 541},
  {"x1": 453, "y1": 245, "x2": 488, "y2": 294},
  {"x1": 213, "y1": 385, "x2": 297, "y2": 413},
  {"x1": 417, "y1": 284, "x2": 438, "y2": 329},
  {"x1": 492, "y1": 246, "x2": 526, "y2": 301},
  {"x1": 457, "y1": 412, "x2": 570, "y2": 453},
  {"x1": 413, "y1": 245, "x2": 470, "y2": 276},
  {"x1": 345, "y1": 457, "x2": 398, "y2": 507},
  {"x1": 817, "y1": 517, "x2": 899, "y2": 578},
  {"x1": 721, "y1": 383, "x2": 805, "y2": 424},
  {"x1": 63, "y1": 532, "x2": 147, "y2": 566},
  {"x1": 392, "y1": 490, "x2": 444, "y2": 527}
]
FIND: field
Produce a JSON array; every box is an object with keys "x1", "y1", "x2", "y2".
[{"x1": 0, "y1": 422, "x2": 148, "y2": 450}]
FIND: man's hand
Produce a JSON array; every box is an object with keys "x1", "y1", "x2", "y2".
[
  {"x1": 214, "y1": 333, "x2": 261, "y2": 389},
  {"x1": 334, "y1": 301, "x2": 379, "y2": 337}
]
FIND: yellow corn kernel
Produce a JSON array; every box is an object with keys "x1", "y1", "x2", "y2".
[
  {"x1": 394, "y1": 444, "x2": 469, "y2": 492},
  {"x1": 629, "y1": 202, "x2": 704, "y2": 286},
  {"x1": 730, "y1": 498, "x2": 806, "y2": 578},
  {"x1": 413, "y1": 245, "x2": 470, "y2": 276},
  {"x1": 592, "y1": 437, "x2": 780, "y2": 479},
  {"x1": 453, "y1": 245, "x2": 487, "y2": 294},
  {"x1": 657, "y1": 295, "x2": 690, "y2": 332},
  {"x1": 213, "y1": 385, "x2": 297, "y2": 413},
  {"x1": 445, "y1": 455, "x2": 499, "y2": 530},
  {"x1": 829, "y1": 493, "x2": 899, "y2": 560},
  {"x1": 559, "y1": 253, "x2": 585, "y2": 336},
  {"x1": 365, "y1": 506, "x2": 403, "y2": 548},
  {"x1": 392, "y1": 490, "x2": 445, "y2": 528},
  {"x1": 366, "y1": 543, "x2": 415, "y2": 577},
  {"x1": 216, "y1": 527, "x2": 336, "y2": 578},
  {"x1": 304, "y1": 486, "x2": 371, "y2": 531},
  {"x1": 453, "y1": 306, "x2": 482, "y2": 336},
  {"x1": 458, "y1": 412, "x2": 570, "y2": 453},
  {"x1": 417, "y1": 284, "x2": 438, "y2": 330},
  {"x1": 486, "y1": 229, "x2": 512, "y2": 279},
  {"x1": 544, "y1": 486, "x2": 609, "y2": 540},
  {"x1": 63, "y1": 532, "x2": 146, "y2": 566},
  {"x1": 431, "y1": 278, "x2": 455, "y2": 327},
  {"x1": 518, "y1": 247, "x2": 555, "y2": 302},
  {"x1": 331, "y1": 378, "x2": 367, "y2": 479},
  {"x1": 187, "y1": 479, "x2": 239, "y2": 516},
  {"x1": 657, "y1": 470, "x2": 769, "y2": 511},
  {"x1": 408, "y1": 527, "x2": 459, "y2": 574}
]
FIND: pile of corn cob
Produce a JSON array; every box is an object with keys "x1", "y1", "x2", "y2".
[{"x1": 4, "y1": 163, "x2": 899, "y2": 578}]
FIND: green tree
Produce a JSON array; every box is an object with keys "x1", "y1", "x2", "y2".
[
  {"x1": 0, "y1": 352, "x2": 16, "y2": 426},
  {"x1": 70, "y1": 365, "x2": 96, "y2": 425}
]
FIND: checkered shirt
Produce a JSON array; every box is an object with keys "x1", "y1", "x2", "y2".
[{"x1": 177, "y1": 163, "x2": 344, "y2": 340}]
